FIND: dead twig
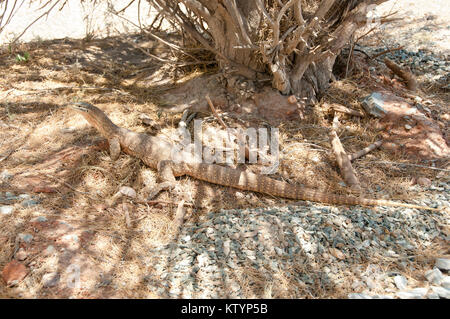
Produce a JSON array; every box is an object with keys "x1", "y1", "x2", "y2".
[
  {"x1": 371, "y1": 45, "x2": 404, "y2": 59},
  {"x1": 173, "y1": 199, "x2": 187, "y2": 234},
  {"x1": 206, "y1": 95, "x2": 252, "y2": 161},
  {"x1": 329, "y1": 114, "x2": 361, "y2": 191},
  {"x1": 384, "y1": 58, "x2": 417, "y2": 91},
  {"x1": 205, "y1": 95, "x2": 228, "y2": 129},
  {"x1": 348, "y1": 140, "x2": 383, "y2": 161},
  {"x1": 325, "y1": 102, "x2": 365, "y2": 117},
  {"x1": 122, "y1": 202, "x2": 133, "y2": 228}
]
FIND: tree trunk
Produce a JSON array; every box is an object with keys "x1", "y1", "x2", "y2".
[{"x1": 148, "y1": 0, "x2": 388, "y2": 101}]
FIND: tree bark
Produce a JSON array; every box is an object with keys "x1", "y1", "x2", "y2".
[{"x1": 148, "y1": 0, "x2": 388, "y2": 101}]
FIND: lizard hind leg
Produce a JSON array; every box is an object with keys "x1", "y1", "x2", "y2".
[
  {"x1": 157, "y1": 160, "x2": 177, "y2": 183},
  {"x1": 147, "y1": 160, "x2": 185, "y2": 200}
]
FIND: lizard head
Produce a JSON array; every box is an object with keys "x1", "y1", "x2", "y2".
[{"x1": 66, "y1": 101, "x2": 119, "y2": 137}]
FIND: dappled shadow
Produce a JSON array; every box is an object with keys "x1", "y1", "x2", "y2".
[{"x1": 0, "y1": 28, "x2": 448, "y2": 299}]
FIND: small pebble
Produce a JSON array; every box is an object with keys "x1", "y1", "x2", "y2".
[
  {"x1": 435, "y1": 258, "x2": 450, "y2": 271},
  {"x1": 425, "y1": 268, "x2": 443, "y2": 285},
  {"x1": 42, "y1": 272, "x2": 60, "y2": 288},
  {"x1": 17, "y1": 233, "x2": 33, "y2": 243},
  {"x1": 21, "y1": 199, "x2": 41, "y2": 208},
  {"x1": 15, "y1": 248, "x2": 28, "y2": 261},
  {"x1": 0, "y1": 170, "x2": 13, "y2": 181},
  {"x1": 118, "y1": 186, "x2": 137, "y2": 198},
  {"x1": 430, "y1": 286, "x2": 450, "y2": 299},
  {"x1": 440, "y1": 276, "x2": 450, "y2": 289},
  {"x1": 32, "y1": 216, "x2": 48, "y2": 223},
  {"x1": 44, "y1": 245, "x2": 56, "y2": 256},
  {"x1": 0, "y1": 206, "x2": 14, "y2": 215},
  {"x1": 394, "y1": 275, "x2": 408, "y2": 290},
  {"x1": 348, "y1": 293, "x2": 372, "y2": 299},
  {"x1": 396, "y1": 288, "x2": 428, "y2": 299},
  {"x1": 416, "y1": 177, "x2": 432, "y2": 187}
]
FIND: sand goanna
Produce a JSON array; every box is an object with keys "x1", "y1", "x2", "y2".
[{"x1": 66, "y1": 101, "x2": 440, "y2": 211}]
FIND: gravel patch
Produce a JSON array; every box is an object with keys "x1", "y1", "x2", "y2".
[
  {"x1": 143, "y1": 184, "x2": 448, "y2": 298},
  {"x1": 360, "y1": 46, "x2": 449, "y2": 90}
]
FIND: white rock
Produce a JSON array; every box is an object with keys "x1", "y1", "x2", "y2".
[
  {"x1": 43, "y1": 245, "x2": 56, "y2": 256},
  {"x1": 431, "y1": 286, "x2": 450, "y2": 299},
  {"x1": 372, "y1": 295, "x2": 394, "y2": 299},
  {"x1": 386, "y1": 250, "x2": 398, "y2": 257},
  {"x1": 435, "y1": 258, "x2": 450, "y2": 271},
  {"x1": 119, "y1": 186, "x2": 137, "y2": 198},
  {"x1": 17, "y1": 233, "x2": 33, "y2": 243},
  {"x1": 0, "y1": 170, "x2": 13, "y2": 180},
  {"x1": 31, "y1": 216, "x2": 48, "y2": 223},
  {"x1": 62, "y1": 234, "x2": 79, "y2": 243},
  {"x1": 42, "y1": 272, "x2": 60, "y2": 287},
  {"x1": 425, "y1": 268, "x2": 443, "y2": 285},
  {"x1": 348, "y1": 293, "x2": 372, "y2": 299},
  {"x1": 396, "y1": 288, "x2": 428, "y2": 299},
  {"x1": 223, "y1": 240, "x2": 231, "y2": 257},
  {"x1": 351, "y1": 280, "x2": 364, "y2": 289},
  {"x1": 365, "y1": 277, "x2": 378, "y2": 289},
  {"x1": 441, "y1": 276, "x2": 450, "y2": 289},
  {"x1": 394, "y1": 275, "x2": 408, "y2": 290},
  {"x1": 0, "y1": 205, "x2": 14, "y2": 215},
  {"x1": 235, "y1": 191, "x2": 245, "y2": 199}
]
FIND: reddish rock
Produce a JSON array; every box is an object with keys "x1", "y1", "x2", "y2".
[
  {"x1": 253, "y1": 87, "x2": 299, "y2": 124},
  {"x1": 2, "y1": 260, "x2": 28, "y2": 286},
  {"x1": 288, "y1": 95, "x2": 297, "y2": 104},
  {"x1": 375, "y1": 92, "x2": 450, "y2": 160},
  {"x1": 15, "y1": 248, "x2": 28, "y2": 261},
  {"x1": 32, "y1": 185, "x2": 57, "y2": 193}
]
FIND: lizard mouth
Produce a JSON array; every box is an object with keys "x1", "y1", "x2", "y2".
[{"x1": 65, "y1": 102, "x2": 89, "y2": 112}]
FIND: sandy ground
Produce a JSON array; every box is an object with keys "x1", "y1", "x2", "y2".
[
  {"x1": 0, "y1": 0, "x2": 157, "y2": 44},
  {"x1": 0, "y1": 0, "x2": 448, "y2": 299},
  {"x1": 373, "y1": 0, "x2": 450, "y2": 56}
]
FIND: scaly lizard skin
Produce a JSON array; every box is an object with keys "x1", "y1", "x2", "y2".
[{"x1": 67, "y1": 102, "x2": 440, "y2": 211}]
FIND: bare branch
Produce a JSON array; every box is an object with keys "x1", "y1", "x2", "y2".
[
  {"x1": 293, "y1": 0, "x2": 304, "y2": 25},
  {"x1": 256, "y1": 0, "x2": 274, "y2": 27},
  {"x1": 181, "y1": 0, "x2": 212, "y2": 22},
  {"x1": 329, "y1": 114, "x2": 361, "y2": 191},
  {"x1": 349, "y1": 140, "x2": 383, "y2": 161},
  {"x1": 273, "y1": 0, "x2": 297, "y2": 46},
  {"x1": 223, "y1": 0, "x2": 256, "y2": 47}
]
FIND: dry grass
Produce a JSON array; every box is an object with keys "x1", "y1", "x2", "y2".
[{"x1": 0, "y1": 33, "x2": 448, "y2": 299}]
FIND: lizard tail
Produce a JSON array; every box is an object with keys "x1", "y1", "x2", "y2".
[
  {"x1": 186, "y1": 163, "x2": 441, "y2": 212},
  {"x1": 295, "y1": 191, "x2": 441, "y2": 212}
]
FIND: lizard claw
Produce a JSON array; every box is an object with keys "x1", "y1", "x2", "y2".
[{"x1": 146, "y1": 181, "x2": 176, "y2": 200}]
